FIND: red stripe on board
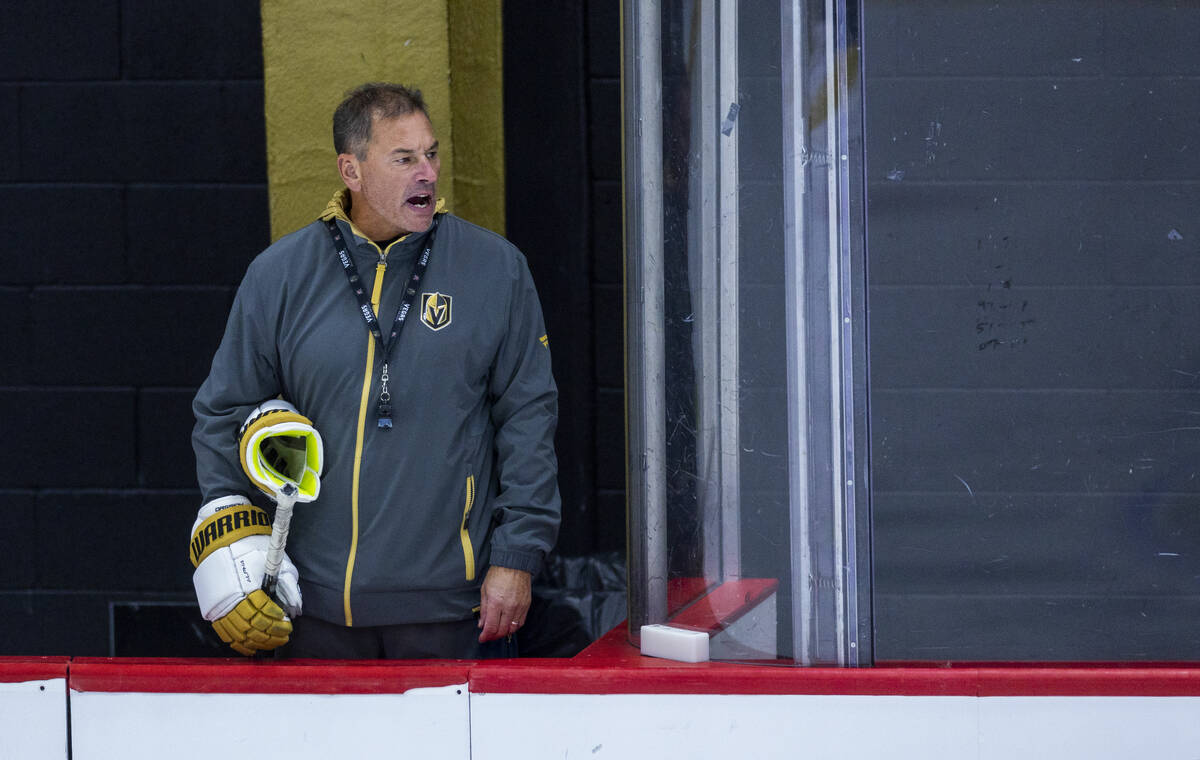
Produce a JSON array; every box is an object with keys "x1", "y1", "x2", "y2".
[
  {"x1": 68, "y1": 658, "x2": 471, "y2": 694},
  {"x1": 38, "y1": 628, "x2": 1200, "y2": 697},
  {"x1": 469, "y1": 661, "x2": 1200, "y2": 697},
  {"x1": 0, "y1": 657, "x2": 69, "y2": 684},
  {"x1": 469, "y1": 661, "x2": 985, "y2": 696},
  {"x1": 974, "y1": 668, "x2": 1200, "y2": 697},
  {"x1": 466, "y1": 625, "x2": 1200, "y2": 697}
]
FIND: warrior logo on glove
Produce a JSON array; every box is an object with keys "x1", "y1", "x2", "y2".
[{"x1": 189, "y1": 504, "x2": 273, "y2": 567}]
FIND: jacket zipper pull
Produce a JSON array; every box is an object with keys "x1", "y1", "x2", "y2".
[{"x1": 377, "y1": 362, "x2": 393, "y2": 429}]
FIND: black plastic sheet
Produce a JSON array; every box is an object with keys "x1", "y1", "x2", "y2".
[{"x1": 522, "y1": 551, "x2": 628, "y2": 658}]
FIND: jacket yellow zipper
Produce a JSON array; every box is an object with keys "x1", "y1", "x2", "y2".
[
  {"x1": 345, "y1": 253, "x2": 387, "y2": 626},
  {"x1": 460, "y1": 474, "x2": 476, "y2": 581}
]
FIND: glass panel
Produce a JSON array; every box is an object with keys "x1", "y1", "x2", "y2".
[
  {"x1": 865, "y1": 1, "x2": 1200, "y2": 661},
  {"x1": 624, "y1": 0, "x2": 867, "y2": 665}
]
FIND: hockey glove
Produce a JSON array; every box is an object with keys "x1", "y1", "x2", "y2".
[{"x1": 190, "y1": 495, "x2": 302, "y2": 656}]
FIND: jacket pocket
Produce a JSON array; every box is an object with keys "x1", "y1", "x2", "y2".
[{"x1": 459, "y1": 474, "x2": 476, "y2": 581}]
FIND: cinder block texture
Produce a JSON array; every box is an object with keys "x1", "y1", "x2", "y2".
[
  {"x1": 587, "y1": 0, "x2": 619, "y2": 78},
  {"x1": 592, "y1": 285, "x2": 622, "y2": 389},
  {"x1": 122, "y1": 0, "x2": 263, "y2": 79},
  {"x1": 36, "y1": 490, "x2": 196, "y2": 591},
  {"x1": 138, "y1": 389, "x2": 204, "y2": 488},
  {"x1": 871, "y1": 389, "x2": 1200, "y2": 495},
  {"x1": 127, "y1": 186, "x2": 268, "y2": 285},
  {"x1": 588, "y1": 80, "x2": 620, "y2": 182},
  {"x1": 20, "y1": 83, "x2": 266, "y2": 183},
  {"x1": 0, "y1": 492, "x2": 37, "y2": 588},
  {"x1": 31, "y1": 287, "x2": 231, "y2": 386},
  {"x1": 595, "y1": 490, "x2": 625, "y2": 552},
  {"x1": 0, "y1": 390, "x2": 136, "y2": 488},
  {"x1": 875, "y1": 492, "x2": 1200, "y2": 597},
  {"x1": 0, "y1": 88, "x2": 17, "y2": 181},
  {"x1": 867, "y1": 3, "x2": 1105, "y2": 78},
  {"x1": 866, "y1": 78, "x2": 1200, "y2": 183},
  {"x1": 0, "y1": 1, "x2": 120, "y2": 80},
  {"x1": 0, "y1": 187, "x2": 126, "y2": 285},
  {"x1": 0, "y1": 0, "x2": 273, "y2": 659},
  {"x1": 595, "y1": 388, "x2": 624, "y2": 491},
  {"x1": 0, "y1": 289, "x2": 31, "y2": 385},
  {"x1": 590, "y1": 181, "x2": 621, "y2": 285},
  {"x1": 868, "y1": 184, "x2": 1200, "y2": 287},
  {"x1": 873, "y1": 592, "x2": 1200, "y2": 662}
]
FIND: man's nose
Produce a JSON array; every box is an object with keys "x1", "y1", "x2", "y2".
[{"x1": 415, "y1": 157, "x2": 438, "y2": 183}]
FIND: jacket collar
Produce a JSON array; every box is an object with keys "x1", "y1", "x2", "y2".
[{"x1": 319, "y1": 189, "x2": 447, "y2": 248}]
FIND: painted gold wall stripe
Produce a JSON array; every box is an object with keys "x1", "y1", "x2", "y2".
[
  {"x1": 261, "y1": 0, "x2": 457, "y2": 241},
  {"x1": 447, "y1": 0, "x2": 505, "y2": 234},
  {"x1": 262, "y1": 1, "x2": 504, "y2": 241}
]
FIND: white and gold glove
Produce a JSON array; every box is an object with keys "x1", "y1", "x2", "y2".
[{"x1": 190, "y1": 495, "x2": 301, "y2": 656}]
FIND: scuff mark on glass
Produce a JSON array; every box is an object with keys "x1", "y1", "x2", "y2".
[{"x1": 924, "y1": 120, "x2": 942, "y2": 165}]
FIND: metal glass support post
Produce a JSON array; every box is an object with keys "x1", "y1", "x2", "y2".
[
  {"x1": 829, "y1": 0, "x2": 861, "y2": 666},
  {"x1": 624, "y1": 0, "x2": 668, "y2": 633},
  {"x1": 692, "y1": 0, "x2": 722, "y2": 585},
  {"x1": 781, "y1": 0, "x2": 859, "y2": 666},
  {"x1": 718, "y1": 0, "x2": 742, "y2": 581},
  {"x1": 781, "y1": 0, "x2": 816, "y2": 664}
]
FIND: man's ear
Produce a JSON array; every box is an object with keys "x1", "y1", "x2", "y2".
[{"x1": 337, "y1": 154, "x2": 362, "y2": 191}]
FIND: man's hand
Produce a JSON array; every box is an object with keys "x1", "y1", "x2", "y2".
[{"x1": 477, "y1": 566, "x2": 532, "y2": 643}]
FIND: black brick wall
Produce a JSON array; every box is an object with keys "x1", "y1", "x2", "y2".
[
  {"x1": 865, "y1": 1, "x2": 1200, "y2": 661},
  {"x1": 504, "y1": 0, "x2": 624, "y2": 557},
  {"x1": 0, "y1": 0, "x2": 268, "y2": 656},
  {"x1": 586, "y1": 0, "x2": 626, "y2": 553}
]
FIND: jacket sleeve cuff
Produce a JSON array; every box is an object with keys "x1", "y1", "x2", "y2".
[{"x1": 489, "y1": 549, "x2": 543, "y2": 576}]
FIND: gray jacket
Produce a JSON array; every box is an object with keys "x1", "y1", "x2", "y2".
[{"x1": 193, "y1": 192, "x2": 560, "y2": 627}]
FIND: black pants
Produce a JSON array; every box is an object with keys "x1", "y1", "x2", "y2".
[{"x1": 283, "y1": 614, "x2": 519, "y2": 659}]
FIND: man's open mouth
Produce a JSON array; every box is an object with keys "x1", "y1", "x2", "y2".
[{"x1": 407, "y1": 194, "x2": 433, "y2": 209}]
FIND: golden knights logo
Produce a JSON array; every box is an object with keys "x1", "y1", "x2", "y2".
[{"x1": 420, "y1": 292, "x2": 452, "y2": 331}]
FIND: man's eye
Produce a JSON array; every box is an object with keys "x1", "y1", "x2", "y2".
[{"x1": 427, "y1": 151, "x2": 438, "y2": 160}]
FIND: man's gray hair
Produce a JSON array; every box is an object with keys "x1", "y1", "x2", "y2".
[{"x1": 333, "y1": 82, "x2": 429, "y2": 158}]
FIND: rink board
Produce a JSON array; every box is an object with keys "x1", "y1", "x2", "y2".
[
  {"x1": 6, "y1": 643, "x2": 1200, "y2": 758},
  {"x1": 0, "y1": 658, "x2": 70, "y2": 759}
]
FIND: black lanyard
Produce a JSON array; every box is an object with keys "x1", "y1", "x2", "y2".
[{"x1": 325, "y1": 215, "x2": 440, "y2": 430}]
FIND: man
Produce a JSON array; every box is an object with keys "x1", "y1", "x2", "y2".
[{"x1": 190, "y1": 82, "x2": 560, "y2": 658}]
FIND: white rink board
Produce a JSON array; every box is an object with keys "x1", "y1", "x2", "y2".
[
  {"x1": 0, "y1": 678, "x2": 69, "y2": 759},
  {"x1": 470, "y1": 693, "x2": 979, "y2": 760},
  {"x1": 69, "y1": 684, "x2": 469, "y2": 760},
  {"x1": 978, "y1": 696, "x2": 1200, "y2": 759},
  {"x1": 471, "y1": 693, "x2": 1200, "y2": 760}
]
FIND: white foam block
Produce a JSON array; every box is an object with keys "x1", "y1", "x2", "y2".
[{"x1": 640, "y1": 624, "x2": 710, "y2": 663}]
